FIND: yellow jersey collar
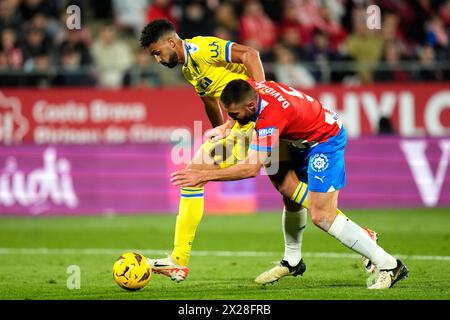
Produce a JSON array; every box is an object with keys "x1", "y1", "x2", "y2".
[{"x1": 182, "y1": 40, "x2": 189, "y2": 67}]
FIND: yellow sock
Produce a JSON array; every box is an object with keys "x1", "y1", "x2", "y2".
[
  {"x1": 171, "y1": 187, "x2": 204, "y2": 266},
  {"x1": 290, "y1": 182, "x2": 347, "y2": 217}
]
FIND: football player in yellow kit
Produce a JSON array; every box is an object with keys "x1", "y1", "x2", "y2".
[{"x1": 139, "y1": 19, "x2": 377, "y2": 284}]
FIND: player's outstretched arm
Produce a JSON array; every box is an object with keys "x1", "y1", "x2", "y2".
[
  {"x1": 171, "y1": 148, "x2": 267, "y2": 186},
  {"x1": 201, "y1": 95, "x2": 225, "y2": 128},
  {"x1": 230, "y1": 43, "x2": 265, "y2": 82}
]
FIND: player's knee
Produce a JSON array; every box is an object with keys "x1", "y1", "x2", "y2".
[
  {"x1": 283, "y1": 197, "x2": 302, "y2": 211},
  {"x1": 310, "y1": 212, "x2": 328, "y2": 229},
  {"x1": 309, "y1": 204, "x2": 333, "y2": 229},
  {"x1": 309, "y1": 207, "x2": 320, "y2": 224},
  {"x1": 274, "y1": 181, "x2": 294, "y2": 199}
]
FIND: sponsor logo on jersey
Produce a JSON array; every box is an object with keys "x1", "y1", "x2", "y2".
[{"x1": 258, "y1": 126, "x2": 276, "y2": 137}]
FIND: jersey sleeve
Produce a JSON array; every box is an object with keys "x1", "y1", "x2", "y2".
[
  {"x1": 250, "y1": 112, "x2": 287, "y2": 153},
  {"x1": 199, "y1": 37, "x2": 234, "y2": 64}
]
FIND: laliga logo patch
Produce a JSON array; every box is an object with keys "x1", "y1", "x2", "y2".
[
  {"x1": 311, "y1": 153, "x2": 329, "y2": 172},
  {"x1": 185, "y1": 42, "x2": 199, "y2": 54}
]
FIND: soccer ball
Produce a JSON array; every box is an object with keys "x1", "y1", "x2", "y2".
[{"x1": 112, "y1": 252, "x2": 152, "y2": 291}]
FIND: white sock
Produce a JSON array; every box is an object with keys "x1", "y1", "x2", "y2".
[
  {"x1": 328, "y1": 214, "x2": 397, "y2": 270},
  {"x1": 282, "y1": 207, "x2": 307, "y2": 267}
]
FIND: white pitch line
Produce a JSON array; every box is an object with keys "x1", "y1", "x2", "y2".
[{"x1": 0, "y1": 248, "x2": 448, "y2": 261}]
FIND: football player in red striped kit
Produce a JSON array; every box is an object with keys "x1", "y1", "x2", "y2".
[{"x1": 172, "y1": 79, "x2": 409, "y2": 289}]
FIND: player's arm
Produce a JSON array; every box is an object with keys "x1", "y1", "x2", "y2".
[
  {"x1": 201, "y1": 95, "x2": 224, "y2": 127},
  {"x1": 200, "y1": 95, "x2": 235, "y2": 141},
  {"x1": 172, "y1": 118, "x2": 284, "y2": 186},
  {"x1": 205, "y1": 43, "x2": 264, "y2": 133},
  {"x1": 202, "y1": 41, "x2": 264, "y2": 131},
  {"x1": 171, "y1": 148, "x2": 268, "y2": 186},
  {"x1": 204, "y1": 37, "x2": 265, "y2": 81},
  {"x1": 230, "y1": 43, "x2": 265, "y2": 81}
]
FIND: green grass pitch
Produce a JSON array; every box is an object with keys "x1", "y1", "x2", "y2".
[{"x1": 0, "y1": 209, "x2": 449, "y2": 300}]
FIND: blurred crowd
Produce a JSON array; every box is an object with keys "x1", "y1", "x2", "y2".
[{"x1": 1, "y1": 0, "x2": 450, "y2": 88}]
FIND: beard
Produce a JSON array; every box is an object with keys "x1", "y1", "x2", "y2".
[
  {"x1": 162, "y1": 51, "x2": 178, "y2": 68},
  {"x1": 237, "y1": 115, "x2": 253, "y2": 125},
  {"x1": 237, "y1": 119, "x2": 250, "y2": 125}
]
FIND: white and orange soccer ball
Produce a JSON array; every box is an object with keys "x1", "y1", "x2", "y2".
[{"x1": 112, "y1": 252, "x2": 152, "y2": 291}]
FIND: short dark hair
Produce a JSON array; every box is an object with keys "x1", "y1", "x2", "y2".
[
  {"x1": 139, "y1": 19, "x2": 175, "y2": 48},
  {"x1": 220, "y1": 80, "x2": 257, "y2": 107}
]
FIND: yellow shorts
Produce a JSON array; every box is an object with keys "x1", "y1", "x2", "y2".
[{"x1": 201, "y1": 122, "x2": 255, "y2": 168}]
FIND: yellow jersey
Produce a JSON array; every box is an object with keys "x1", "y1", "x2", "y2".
[{"x1": 182, "y1": 36, "x2": 251, "y2": 98}]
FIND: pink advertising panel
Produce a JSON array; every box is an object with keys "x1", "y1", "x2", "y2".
[{"x1": 1, "y1": 137, "x2": 449, "y2": 216}]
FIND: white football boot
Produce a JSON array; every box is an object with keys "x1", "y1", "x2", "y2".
[
  {"x1": 368, "y1": 259, "x2": 409, "y2": 289},
  {"x1": 147, "y1": 256, "x2": 189, "y2": 283},
  {"x1": 254, "y1": 259, "x2": 306, "y2": 285}
]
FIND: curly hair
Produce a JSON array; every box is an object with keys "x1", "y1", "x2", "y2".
[{"x1": 139, "y1": 19, "x2": 176, "y2": 48}]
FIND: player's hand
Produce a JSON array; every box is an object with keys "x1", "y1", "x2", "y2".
[
  {"x1": 204, "y1": 120, "x2": 235, "y2": 142},
  {"x1": 204, "y1": 126, "x2": 226, "y2": 143},
  {"x1": 171, "y1": 169, "x2": 205, "y2": 187}
]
